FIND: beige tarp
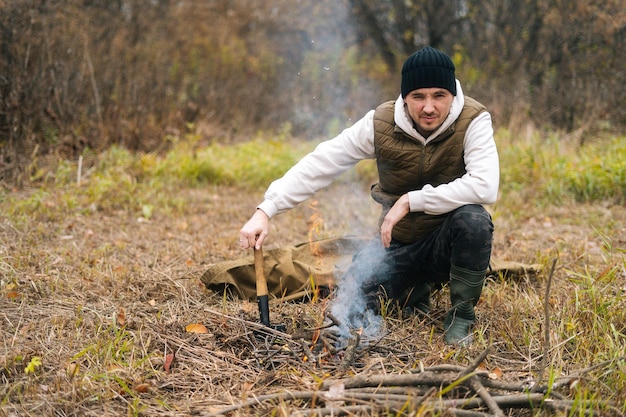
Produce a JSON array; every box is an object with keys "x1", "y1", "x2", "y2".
[{"x1": 200, "y1": 236, "x2": 540, "y2": 302}]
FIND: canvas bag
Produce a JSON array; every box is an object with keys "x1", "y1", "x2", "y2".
[{"x1": 200, "y1": 236, "x2": 540, "y2": 302}]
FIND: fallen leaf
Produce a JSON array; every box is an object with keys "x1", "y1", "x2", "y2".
[
  {"x1": 164, "y1": 353, "x2": 175, "y2": 373},
  {"x1": 107, "y1": 364, "x2": 123, "y2": 372},
  {"x1": 185, "y1": 323, "x2": 208, "y2": 334},
  {"x1": 113, "y1": 265, "x2": 129, "y2": 275},
  {"x1": 134, "y1": 383, "x2": 150, "y2": 393},
  {"x1": 6, "y1": 290, "x2": 20, "y2": 299},
  {"x1": 488, "y1": 367, "x2": 503, "y2": 379},
  {"x1": 117, "y1": 308, "x2": 126, "y2": 327}
]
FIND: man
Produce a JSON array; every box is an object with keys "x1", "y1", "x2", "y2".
[{"x1": 239, "y1": 46, "x2": 499, "y2": 345}]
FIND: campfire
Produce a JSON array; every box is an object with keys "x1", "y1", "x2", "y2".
[
  {"x1": 296, "y1": 312, "x2": 363, "y2": 371},
  {"x1": 250, "y1": 306, "x2": 366, "y2": 372}
]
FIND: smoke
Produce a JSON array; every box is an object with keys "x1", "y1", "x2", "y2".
[
  {"x1": 276, "y1": 2, "x2": 385, "y2": 139},
  {"x1": 329, "y1": 238, "x2": 387, "y2": 345}
]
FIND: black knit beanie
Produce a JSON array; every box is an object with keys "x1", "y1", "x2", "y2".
[{"x1": 401, "y1": 46, "x2": 457, "y2": 97}]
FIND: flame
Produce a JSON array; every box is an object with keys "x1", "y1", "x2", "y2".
[
  {"x1": 307, "y1": 200, "x2": 323, "y2": 254},
  {"x1": 306, "y1": 200, "x2": 329, "y2": 364},
  {"x1": 307, "y1": 200, "x2": 325, "y2": 304},
  {"x1": 311, "y1": 327, "x2": 321, "y2": 345}
]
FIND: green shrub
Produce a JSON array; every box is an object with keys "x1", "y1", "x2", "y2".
[
  {"x1": 498, "y1": 131, "x2": 625, "y2": 205},
  {"x1": 562, "y1": 137, "x2": 625, "y2": 203}
]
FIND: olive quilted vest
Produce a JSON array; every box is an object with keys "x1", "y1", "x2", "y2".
[{"x1": 371, "y1": 97, "x2": 486, "y2": 243}]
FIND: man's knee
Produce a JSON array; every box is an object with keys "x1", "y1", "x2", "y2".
[
  {"x1": 446, "y1": 205, "x2": 493, "y2": 271},
  {"x1": 449, "y1": 204, "x2": 493, "y2": 238}
]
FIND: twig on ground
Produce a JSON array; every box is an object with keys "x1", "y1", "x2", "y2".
[
  {"x1": 531, "y1": 257, "x2": 557, "y2": 393},
  {"x1": 306, "y1": 314, "x2": 340, "y2": 332},
  {"x1": 318, "y1": 333, "x2": 338, "y2": 355},
  {"x1": 467, "y1": 376, "x2": 505, "y2": 417},
  {"x1": 202, "y1": 306, "x2": 292, "y2": 340},
  {"x1": 203, "y1": 390, "x2": 318, "y2": 416},
  {"x1": 322, "y1": 371, "x2": 458, "y2": 390},
  {"x1": 300, "y1": 338, "x2": 317, "y2": 366},
  {"x1": 325, "y1": 312, "x2": 343, "y2": 328},
  {"x1": 457, "y1": 345, "x2": 492, "y2": 379},
  {"x1": 338, "y1": 328, "x2": 361, "y2": 372},
  {"x1": 453, "y1": 345, "x2": 505, "y2": 416},
  {"x1": 447, "y1": 410, "x2": 492, "y2": 417}
]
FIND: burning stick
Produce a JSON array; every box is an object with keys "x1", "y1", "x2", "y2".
[
  {"x1": 319, "y1": 334, "x2": 338, "y2": 355},
  {"x1": 325, "y1": 312, "x2": 343, "y2": 328},
  {"x1": 338, "y1": 328, "x2": 362, "y2": 372},
  {"x1": 299, "y1": 338, "x2": 317, "y2": 366}
]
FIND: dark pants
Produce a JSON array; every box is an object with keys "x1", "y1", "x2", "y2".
[{"x1": 346, "y1": 204, "x2": 494, "y2": 311}]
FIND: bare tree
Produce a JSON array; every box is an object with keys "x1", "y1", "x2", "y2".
[{"x1": 347, "y1": 0, "x2": 468, "y2": 72}]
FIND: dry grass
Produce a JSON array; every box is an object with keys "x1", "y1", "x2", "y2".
[{"x1": 1, "y1": 180, "x2": 625, "y2": 416}]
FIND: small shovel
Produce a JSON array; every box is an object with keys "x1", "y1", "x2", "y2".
[
  {"x1": 253, "y1": 248, "x2": 286, "y2": 332},
  {"x1": 253, "y1": 247, "x2": 271, "y2": 327}
]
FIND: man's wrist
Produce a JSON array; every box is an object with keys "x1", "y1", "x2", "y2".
[
  {"x1": 255, "y1": 208, "x2": 269, "y2": 220},
  {"x1": 407, "y1": 189, "x2": 426, "y2": 212},
  {"x1": 256, "y1": 200, "x2": 277, "y2": 218}
]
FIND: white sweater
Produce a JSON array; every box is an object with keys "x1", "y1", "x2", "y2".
[{"x1": 258, "y1": 81, "x2": 499, "y2": 219}]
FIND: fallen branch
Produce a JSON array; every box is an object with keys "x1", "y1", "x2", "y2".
[
  {"x1": 467, "y1": 376, "x2": 504, "y2": 417},
  {"x1": 455, "y1": 346, "x2": 505, "y2": 416}
]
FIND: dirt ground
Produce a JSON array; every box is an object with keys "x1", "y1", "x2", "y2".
[{"x1": 1, "y1": 182, "x2": 625, "y2": 416}]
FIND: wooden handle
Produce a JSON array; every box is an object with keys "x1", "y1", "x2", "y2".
[
  {"x1": 254, "y1": 248, "x2": 271, "y2": 327},
  {"x1": 254, "y1": 248, "x2": 268, "y2": 297}
]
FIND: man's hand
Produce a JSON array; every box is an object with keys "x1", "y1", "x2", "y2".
[
  {"x1": 380, "y1": 194, "x2": 410, "y2": 248},
  {"x1": 239, "y1": 209, "x2": 270, "y2": 250}
]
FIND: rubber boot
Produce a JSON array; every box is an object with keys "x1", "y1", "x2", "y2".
[
  {"x1": 403, "y1": 282, "x2": 432, "y2": 316},
  {"x1": 444, "y1": 265, "x2": 486, "y2": 346}
]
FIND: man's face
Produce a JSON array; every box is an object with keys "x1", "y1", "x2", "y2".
[{"x1": 404, "y1": 87, "x2": 454, "y2": 137}]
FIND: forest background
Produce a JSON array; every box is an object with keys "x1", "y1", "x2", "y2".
[{"x1": 1, "y1": 0, "x2": 624, "y2": 187}]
